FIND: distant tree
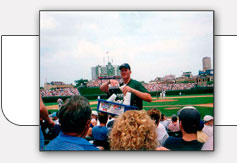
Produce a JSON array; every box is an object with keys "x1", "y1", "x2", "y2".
[{"x1": 75, "y1": 79, "x2": 89, "y2": 88}]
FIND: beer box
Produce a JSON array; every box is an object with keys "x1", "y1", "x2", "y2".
[{"x1": 97, "y1": 99, "x2": 138, "y2": 116}]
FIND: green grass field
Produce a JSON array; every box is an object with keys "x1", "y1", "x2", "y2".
[
  {"x1": 90, "y1": 93, "x2": 214, "y2": 119},
  {"x1": 143, "y1": 94, "x2": 213, "y2": 118},
  {"x1": 46, "y1": 93, "x2": 213, "y2": 120}
]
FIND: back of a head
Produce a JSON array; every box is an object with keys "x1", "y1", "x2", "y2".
[
  {"x1": 98, "y1": 112, "x2": 108, "y2": 124},
  {"x1": 171, "y1": 114, "x2": 178, "y2": 122},
  {"x1": 59, "y1": 95, "x2": 91, "y2": 134},
  {"x1": 147, "y1": 108, "x2": 161, "y2": 125},
  {"x1": 110, "y1": 110, "x2": 157, "y2": 150},
  {"x1": 178, "y1": 106, "x2": 201, "y2": 134}
]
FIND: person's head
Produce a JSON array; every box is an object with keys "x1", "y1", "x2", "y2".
[
  {"x1": 58, "y1": 95, "x2": 91, "y2": 137},
  {"x1": 160, "y1": 114, "x2": 166, "y2": 121},
  {"x1": 147, "y1": 108, "x2": 161, "y2": 126},
  {"x1": 91, "y1": 110, "x2": 98, "y2": 120},
  {"x1": 171, "y1": 114, "x2": 178, "y2": 123},
  {"x1": 110, "y1": 110, "x2": 157, "y2": 150},
  {"x1": 98, "y1": 112, "x2": 108, "y2": 124},
  {"x1": 203, "y1": 115, "x2": 214, "y2": 126},
  {"x1": 119, "y1": 63, "x2": 131, "y2": 80},
  {"x1": 178, "y1": 106, "x2": 201, "y2": 134}
]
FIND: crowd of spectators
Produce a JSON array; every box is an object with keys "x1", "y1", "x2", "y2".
[
  {"x1": 41, "y1": 81, "x2": 196, "y2": 97},
  {"x1": 40, "y1": 95, "x2": 213, "y2": 151},
  {"x1": 87, "y1": 79, "x2": 102, "y2": 87},
  {"x1": 86, "y1": 79, "x2": 119, "y2": 87},
  {"x1": 86, "y1": 79, "x2": 195, "y2": 92},
  {"x1": 143, "y1": 83, "x2": 196, "y2": 92},
  {"x1": 40, "y1": 88, "x2": 79, "y2": 97}
]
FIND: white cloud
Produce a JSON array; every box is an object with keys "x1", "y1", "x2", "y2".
[{"x1": 40, "y1": 11, "x2": 213, "y2": 86}]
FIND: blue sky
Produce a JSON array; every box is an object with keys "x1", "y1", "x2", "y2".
[{"x1": 40, "y1": 11, "x2": 213, "y2": 86}]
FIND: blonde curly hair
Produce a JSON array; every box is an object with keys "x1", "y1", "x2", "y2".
[{"x1": 110, "y1": 110, "x2": 157, "y2": 150}]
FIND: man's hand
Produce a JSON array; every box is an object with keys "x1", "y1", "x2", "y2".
[
  {"x1": 100, "y1": 79, "x2": 119, "y2": 92},
  {"x1": 48, "y1": 118, "x2": 55, "y2": 127},
  {"x1": 97, "y1": 146, "x2": 104, "y2": 150},
  {"x1": 156, "y1": 147, "x2": 169, "y2": 150},
  {"x1": 109, "y1": 79, "x2": 119, "y2": 87},
  {"x1": 122, "y1": 86, "x2": 134, "y2": 95},
  {"x1": 121, "y1": 86, "x2": 152, "y2": 102}
]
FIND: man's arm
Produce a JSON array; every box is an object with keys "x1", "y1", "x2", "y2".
[
  {"x1": 100, "y1": 80, "x2": 110, "y2": 93},
  {"x1": 40, "y1": 96, "x2": 55, "y2": 126},
  {"x1": 122, "y1": 86, "x2": 152, "y2": 102},
  {"x1": 100, "y1": 80, "x2": 119, "y2": 93}
]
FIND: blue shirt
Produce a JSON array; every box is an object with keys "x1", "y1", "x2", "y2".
[
  {"x1": 40, "y1": 126, "x2": 44, "y2": 150},
  {"x1": 92, "y1": 126, "x2": 108, "y2": 141},
  {"x1": 45, "y1": 132, "x2": 99, "y2": 151}
]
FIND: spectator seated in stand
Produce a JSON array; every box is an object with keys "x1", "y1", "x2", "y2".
[
  {"x1": 110, "y1": 110, "x2": 157, "y2": 150},
  {"x1": 164, "y1": 106, "x2": 204, "y2": 151},
  {"x1": 45, "y1": 95, "x2": 99, "y2": 151},
  {"x1": 202, "y1": 115, "x2": 214, "y2": 150},
  {"x1": 57, "y1": 98, "x2": 63, "y2": 109},
  {"x1": 168, "y1": 114, "x2": 180, "y2": 132},
  {"x1": 202, "y1": 115, "x2": 214, "y2": 137},
  {"x1": 106, "y1": 114, "x2": 117, "y2": 135},
  {"x1": 85, "y1": 110, "x2": 99, "y2": 141},
  {"x1": 167, "y1": 114, "x2": 181, "y2": 137},
  {"x1": 91, "y1": 110, "x2": 99, "y2": 126},
  {"x1": 92, "y1": 112, "x2": 109, "y2": 150},
  {"x1": 147, "y1": 108, "x2": 169, "y2": 147},
  {"x1": 85, "y1": 118, "x2": 97, "y2": 142},
  {"x1": 40, "y1": 95, "x2": 55, "y2": 150},
  {"x1": 160, "y1": 114, "x2": 170, "y2": 131}
]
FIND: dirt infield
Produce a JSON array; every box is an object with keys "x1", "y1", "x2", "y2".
[
  {"x1": 47, "y1": 103, "x2": 213, "y2": 111},
  {"x1": 168, "y1": 95, "x2": 213, "y2": 99},
  {"x1": 144, "y1": 105, "x2": 183, "y2": 108},
  {"x1": 163, "y1": 103, "x2": 213, "y2": 110},
  {"x1": 144, "y1": 103, "x2": 213, "y2": 109},
  {"x1": 152, "y1": 99, "x2": 177, "y2": 102},
  {"x1": 194, "y1": 103, "x2": 213, "y2": 107},
  {"x1": 90, "y1": 101, "x2": 98, "y2": 105},
  {"x1": 46, "y1": 105, "x2": 59, "y2": 110},
  {"x1": 46, "y1": 101, "x2": 98, "y2": 110},
  {"x1": 165, "y1": 107, "x2": 180, "y2": 110},
  {"x1": 152, "y1": 95, "x2": 213, "y2": 100},
  {"x1": 47, "y1": 105, "x2": 98, "y2": 110},
  {"x1": 46, "y1": 94, "x2": 213, "y2": 110}
]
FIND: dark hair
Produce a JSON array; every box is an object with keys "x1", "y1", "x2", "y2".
[
  {"x1": 171, "y1": 114, "x2": 178, "y2": 122},
  {"x1": 161, "y1": 114, "x2": 165, "y2": 121},
  {"x1": 147, "y1": 108, "x2": 161, "y2": 125},
  {"x1": 178, "y1": 107, "x2": 201, "y2": 134},
  {"x1": 98, "y1": 112, "x2": 108, "y2": 124},
  {"x1": 58, "y1": 95, "x2": 91, "y2": 134}
]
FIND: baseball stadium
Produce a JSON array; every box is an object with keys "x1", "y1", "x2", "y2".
[
  {"x1": 40, "y1": 58, "x2": 213, "y2": 151},
  {"x1": 41, "y1": 58, "x2": 213, "y2": 120}
]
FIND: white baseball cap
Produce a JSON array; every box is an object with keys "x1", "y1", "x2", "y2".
[
  {"x1": 92, "y1": 110, "x2": 98, "y2": 116},
  {"x1": 203, "y1": 115, "x2": 213, "y2": 122}
]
